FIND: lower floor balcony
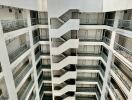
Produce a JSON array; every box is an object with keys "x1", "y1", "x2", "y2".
[
  {"x1": 14, "y1": 63, "x2": 32, "y2": 87},
  {"x1": 108, "y1": 82, "x2": 126, "y2": 100},
  {"x1": 114, "y1": 42, "x2": 132, "y2": 63},
  {"x1": 112, "y1": 64, "x2": 132, "y2": 91},
  {"x1": 18, "y1": 80, "x2": 34, "y2": 100}
]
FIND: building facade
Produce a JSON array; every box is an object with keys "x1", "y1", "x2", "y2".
[{"x1": 0, "y1": 0, "x2": 132, "y2": 100}]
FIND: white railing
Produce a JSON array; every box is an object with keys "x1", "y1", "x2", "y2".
[
  {"x1": 19, "y1": 80, "x2": 34, "y2": 100},
  {"x1": 80, "y1": 18, "x2": 104, "y2": 25},
  {"x1": 31, "y1": 18, "x2": 48, "y2": 25},
  {"x1": 15, "y1": 64, "x2": 32, "y2": 87},
  {"x1": 112, "y1": 64, "x2": 131, "y2": 90},
  {"x1": 33, "y1": 36, "x2": 40, "y2": 44},
  {"x1": 105, "y1": 19, "x2": 114, "y2": 26},
  {"x1": 118, "y1": 19, "x2": 132, "y2": 30},
  {"x1": 1, "y1": 19, "x2": 27, "y2": 33},
  {"x1": 114, "y1": 42, "x2": 132, "y2": 62},
  {"x1": 102, "y1": 36, "x2": 110, "y2": 45},
  {"x1": 8, "y1": 42, "x2": 30, "y2": 63},
  {"x1": 108, "y1": 82, "x2": 121, "y2": 100}
]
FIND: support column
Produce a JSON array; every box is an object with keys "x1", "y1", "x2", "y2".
[
  {"x1": 0, "y1": 21, "x2": 18, "y2": 100},
  {"x1": 100, "y1": 11, "x2": 123, "y2": 100},
  {"x1": 26, "y1": 10, "x2": 40, "y2": 100}
]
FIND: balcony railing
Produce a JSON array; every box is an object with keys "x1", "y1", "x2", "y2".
[
  {"x1": 102, "y1": 36, "x2": 110, "y2": 45},
  {"x1": 76, "y1": 87, "x2": 97, "y2": 92},
  {"x1": 37, "y1": 65, "x2": 51, "y2": 75},
  {"x1": 19, "y1": 80, "x2": 34, "y2": 100},
  {"x1": 101, "y1": 51, "x2": 108, "y2": 62},
  {"x1": 35, "y1": 51, "x2": 41, "y2": 61},
  {"x1": 15, "y1": 64, "x2": 32, "y2": 87},
  {"x1": 114, "y1": 42, "x2": 132, "y2": 62},
  {"x1": 29, "y1": 93, "x2": 36, "y2": 100},
  {"x1": 104, "y1": 19, "x2": 114, "y2": 26},
  {"x1": 76, "y1": 97, "x2": 96, "y2": 100},
  {"x1": 38, "y1": 18, "x2": 48, "y2": 25},
  {"x1": 79, "y1": 38, "x2": 102, "y2": 42},
  {"x1": 33, "y1": 36, "x2": 40, "y2": 44},
  {"x1": 112, "y1": 64, "x2": 131, "y2": 90},
  {"x1": 38, "y1": 76, "x2": 43, "y2": 87},
  {"x1": 40, "y1": 36, "x2": 49, "y2": 41},
  {"x1": 31, "y1": 18, "x2": 48, "y2": 25},
  {"x1": 8, "y1": 42, "x2": 30, "y2": 63},
  {"x1": 118, "y1": 19, "x2": 132, "y2": 30},
  {"x1": 1, "y1": 19, "x2": 27, "y2": 33},
  {"x1": 80, "y1": 18, "x2": 104, "y2": 25},
  {"x1": 108, "y1": 82, "x2": 121, "y2": 100}
]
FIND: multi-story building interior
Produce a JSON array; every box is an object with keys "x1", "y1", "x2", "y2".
[{"x1": 0, "y1": 0, "x2": 132, "y2": 100}]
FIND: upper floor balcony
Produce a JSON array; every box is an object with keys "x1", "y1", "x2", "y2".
[
  {"x1": 104, "y1": 11, "x2": 115, "y2": 27},
  {"x1": 114, "y1": 34, "x2": 132, "y2": 63},
  {"x1": 0, "y1": 6, "x2": 28, "y2": 33},
  {"x1": 78, "y1": 29, "x2": 111, "y2": 45},
  {"x1": 6, "y1": 33, "x2": 30, "y2": 63},
  {"x1": 0, "y1": 78, "x2": 9, "y2": 100},
  {"x1": 79, "y1": 12, "x2": 104, "y2": 25},
  {"x1": 12, "y1": 56, "x2": 32, "y2": 87},
  {"x1": 1, "y1": 19, "x2": 27, "y2": 33},
  {"x1": 30, "y1": 11, "x2": 48, "y2": 26},
  {"x1": 118, "y1": 20, "x2": 132, "y2": 31},
  {"x1": 118, "y1": 9, "x2": 132, "y2": 31}
]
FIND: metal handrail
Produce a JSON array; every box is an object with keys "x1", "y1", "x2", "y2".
[
  {"x1": 15, "y1": 64, "x2": 32, "y2": 87},
  {"x1": 1, "y1": 19, "x2": 27, "y2": 33},
  {"x1": 9, "y1": 42, "x2": 30, "y2": 63},
  {"x1": 102, "y1": 36, "x2": 110, "y2": 45},
  {"x1": 100, "y1": 51, "x2": 108, "y2": 62},
  {"x1": 108, "y1": 82, "x2": 121, "y2": 100},
  {"x1": 20, "y1": 80, "x2": 34, "y2": 100},
  {"x1": 33, "y1": 36, "x2": 40, "y2": 44},
  {"x1": 114, "y1": 42, "x2": 132, "y2": 62},
  {"x1": 112, "y1": 64, "x2": 131, "y2": 90},
  {"x1": 31, "y1": 18, "x2": 48, "y2": 25},
  {"x1": 35, "y1": 51, "x2": 41, "y2": 61},
  {"x1": 79, "y1": 18, "x2": 104, "y2": 25},
  {"x1": 105, "y1": 19, "x2": 114, "y2": 26},
  {"x1": 118, "y1": 19, "x2": 132, "y2": 30}
]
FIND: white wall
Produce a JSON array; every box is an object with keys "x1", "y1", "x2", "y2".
[
  {"x1": 48, "y1": 0, "x2": 103, "y2": 17},
  {"x1": 0, "y1": 0, "x2": 38, "y2": 10},
  {"x1": 103, "y1": 0, "x2": 132, "y2": 12}
]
